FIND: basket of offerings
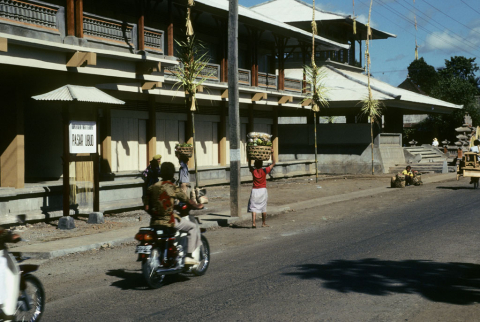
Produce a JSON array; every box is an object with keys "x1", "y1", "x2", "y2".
[
  {"x1": 175, "y1": 143, "x2": 193, "y2": 158},
  {"x1": 247, "y1": 132, "x2": 272, "y2": 161}
]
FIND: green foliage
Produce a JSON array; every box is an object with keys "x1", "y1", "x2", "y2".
[
  {"x1": 176, "y1": 143, "x2": 193, "y2": 148},
  {"x1": 302, "y1": 65, "x2": 330, "y2": 111},
  {"x1": 439, "y1": 56, "x2": 480, "y2": 90},
  {"x1": 172, "y1": 36, "x2": 214, "y2": 101},
  {"x1": 407, "y1": 57, "x2": 438, "y2": 95},
  {"x1": 406, "y1": 56, "x2": 480, "y2": 143},
  {"x1": 360, "y1": 96, "x2": 383, "y2": 123}
]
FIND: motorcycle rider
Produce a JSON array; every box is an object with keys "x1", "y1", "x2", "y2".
[
  {"x1": 143, "y1": 162, "x2": 203, "y2": 265},
  {"x1": 0, "y1": 226, "x2": 19, "y2": 320}
]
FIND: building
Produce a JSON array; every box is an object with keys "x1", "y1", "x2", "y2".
[{"x1": 0, "y1": 0, "x2": 462, "y2": 224}]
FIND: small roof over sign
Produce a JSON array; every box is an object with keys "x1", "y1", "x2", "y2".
[{"x1": 32, "y1": 85, "x2": 125, "y2": 105}]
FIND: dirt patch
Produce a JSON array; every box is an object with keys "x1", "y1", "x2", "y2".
[{"x1": 8, "y1": 173, "x2": 408, "y2": 247}]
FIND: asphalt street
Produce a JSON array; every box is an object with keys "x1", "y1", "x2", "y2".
[{"x1": 38, "y1": 178, "x2": 480, "y2": 321}]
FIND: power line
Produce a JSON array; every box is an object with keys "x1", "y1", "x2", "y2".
[
  {"x1": 372, "y1": 0, "x2": 480, "y2": 57},
  {"x1": 422, "y1": 0, "x2": 480, "y2": 36},
  {"x1": 355, "y1": 0, "x2": 454, "y2": 57},
  {"x1": 393, "y1": 0, "x2": 480, "y2": 54},
  {"x1": 460, "y1": 0, "x2": 480, "y2": 16}
]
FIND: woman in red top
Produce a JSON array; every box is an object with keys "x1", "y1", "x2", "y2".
[{"x1": 247, "y1": 149, "x2": 275, "y2": 228}]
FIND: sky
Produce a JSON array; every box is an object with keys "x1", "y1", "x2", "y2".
[{"x1": 239, "y1": 0, "x2": 480, "y2": 87}]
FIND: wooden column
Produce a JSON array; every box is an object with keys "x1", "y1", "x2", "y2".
[
  {"x1": 220, "y1": 19, "x2": 228, "y2": 83},
  {"x1": 75, "y1": 0, "x2": 83, "y2": 38},
  {"x1": 358, "y1": 40, "x2": 362, "y2": 67},
  {"x1": 248, "y1": 28, "x2": 259, "y2": 87},
  {"x1": 186, "y1": 108, "x2": 195, "y2": 169},
  {"x1": 62, "y1": 104, "x2": 70, "y2": 216},
  {"x1": 137, "y1": 0, "x2": 145, "y2": 51},
  {"x1": 219, "y1": 104, "x2": 227, "y2": 166},
  {"x1": 66, "y1": 0, "x2": 75, "y2": 36},
  {"x1": 147, "y1": 96, "x2": 156, "y2": 164},
  {"x1": 276, "y1": 36, "x2": 286, "y2": 91},
  {"x1": 350, "y1": 38, "x2": 356, "y2": 65},
  {"x1": 100, "y1": 107, "x2": 112, "y2": 173},
  {"x1": 0, "y1": 90, "x2": 25, "y2": 189},
  {"x1": 272, "y1": 108, "x2": 279, "y2": 162},
  {"x1": 248, "y1": 105, "x2": 254, "y2": 133},
  {"x1": 167, "y1": 0, "x2": 174, "y2": 56}
]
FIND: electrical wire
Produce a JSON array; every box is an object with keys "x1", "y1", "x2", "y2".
[
  {"x1": 371, "y1": 0, "x2": 480, "y2": 57},
  {"x1": 422, "y1": 0, "x2": 480, "y2": 36},
  {"x1": 460, "y1": 0, "x2": 480, "y2": 16},
  {"x1": 393, "y1": 0, "x2": 480, "y2": 54}
]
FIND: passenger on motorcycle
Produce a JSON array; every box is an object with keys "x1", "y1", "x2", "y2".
[
  {"x1": 143, "y1": 162, "x2": 204, "y2": 265},
  {"x1": 0, "y1": 227, "x2": 19, "y2": 320}
]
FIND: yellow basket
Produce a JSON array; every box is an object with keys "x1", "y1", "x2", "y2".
[
  {"x1": 177, "y1": 146, "x2": 193, "y2": 158},
  {"x1": 247, "y1": 146, "x2": 271, "y2": 161}
]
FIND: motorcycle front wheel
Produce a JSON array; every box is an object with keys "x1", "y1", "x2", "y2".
[
  {"x1": 15, "y1": 274, "x2": 45, "y2": 322},
  {"x1": 142, "y1": 248, "x2": 166, "y2": 289},
  {"x1": 192, "y1": 235, "x2": 210, "y2": 276}
]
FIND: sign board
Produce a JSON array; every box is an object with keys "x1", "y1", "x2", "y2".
[{"x1": 69, "y1": 121, "x2": 97, "y2": 154}]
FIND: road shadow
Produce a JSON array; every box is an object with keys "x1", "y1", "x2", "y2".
[
  {"x1": 106, "y1": 269, "x2": 190, "y2": 291},
  {"x1": 436, "y1": 186, "x2": 477, "y2": 190},
  {"x1": 284, "y1": 258, "x2": 480, "y2": 305}
]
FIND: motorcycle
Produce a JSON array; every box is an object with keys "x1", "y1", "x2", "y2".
[
  {"x1": 0, "y1": 233, "x2": 45, "y2": 322},
  {"x1": 134, "y1": 203, "x2": 210, "y2": 289}
]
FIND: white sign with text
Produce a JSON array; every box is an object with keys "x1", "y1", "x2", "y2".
[{"x1": 69, "y1": 121, "x2": 97, "y2": 154}]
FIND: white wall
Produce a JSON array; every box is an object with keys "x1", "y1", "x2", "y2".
[
  {"x1": 111, "y1": 110, "x2": 148, "y2": 172},
  {"x1": 111, "y1": 111, "x2": 274, "y2": 171},
  {"x1": 155, "y1": 113, "x2": 187, "y2": 165}
]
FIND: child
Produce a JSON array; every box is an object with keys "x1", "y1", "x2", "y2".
[{"x1": 247, "y1": 149, "x2": 275, "y2": 228}]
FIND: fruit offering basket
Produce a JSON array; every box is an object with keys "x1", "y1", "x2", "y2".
[
  {"x1": 247, "y1": 132, "x2": 272, "y2": 161},
  {"x1": 175, "y1": 143, "x2": 193, "y2": 158},
  {"x1": 247, "y1": 145, "x2": 271, "y2": 161}
]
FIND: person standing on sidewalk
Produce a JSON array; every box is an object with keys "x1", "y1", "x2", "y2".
[
  {"x1": 176, "y1": 152, "x2": 190, "y2": 197},
  {"x1": 247, "y1": 149, "x2": 276, "y2": 228},
  {"x1": 142, "y1": 154, "x2": 162, "y2": 188}
]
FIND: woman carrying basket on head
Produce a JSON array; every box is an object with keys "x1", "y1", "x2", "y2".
[{"x1": 247, "y1": 148, "x2": 275, "y2": 228}]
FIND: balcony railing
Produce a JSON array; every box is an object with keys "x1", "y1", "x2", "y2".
[
  {"x1": 144, "y1": 26, "x2": 164, "y2": 53},
  {"x1": 164, "y1": 62, "x2": 220, "y2": 83},
  {"x1": 0, "y1": 0, "x2": 59, "y2": 31},
  {"x1": 284, "y1": 77, "x2": 303, "y2": 93},
  {"x1": 83, "y1": 12, "x2": 134, "y2": 47},
  {"x1": 258, "y1": 72, "x2": 277, "y2": 90},
  {"x1": 238, "y1": 68, "x2": 251, "y2": 86}
]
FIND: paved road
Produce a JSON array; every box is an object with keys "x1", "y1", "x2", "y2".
[{"x1": 39, "y1": 178, "x2": 480, "y2": 321}]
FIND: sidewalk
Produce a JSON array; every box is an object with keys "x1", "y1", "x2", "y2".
[{"x1": 11, "y1": 173, "x2": 456, "y2": 259}]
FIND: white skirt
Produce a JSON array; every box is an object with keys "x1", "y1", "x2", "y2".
[{"x1": 248, "y1": 188, "x2": 268, "y2": 213}]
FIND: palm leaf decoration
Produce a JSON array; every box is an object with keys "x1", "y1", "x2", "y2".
[
  {"x1": 302, "y1": 64, "x2": 330, "y2": 112},
  {"x1": 171, "y1": 36, "x2": 215, "y2": 111}
]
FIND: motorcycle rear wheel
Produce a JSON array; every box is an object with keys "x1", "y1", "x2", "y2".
[
  {"x1": 15, "y1": 274, "x2": 45, "y2": 322},
  {"x1": 142, "y1": 248, "x2": 166, "y2": 289},
  {"x1": 192, "y1": 235, "x2": 210, "y2": 276}
]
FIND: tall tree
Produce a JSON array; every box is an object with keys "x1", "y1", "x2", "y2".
[
  {"x1": 439, "y1": 56, "x2": 480, "y2": 93},
  {"x1": 407, "y1": 57, "x2": 438, "y2": 95}
]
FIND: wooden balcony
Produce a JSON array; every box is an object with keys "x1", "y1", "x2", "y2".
[
  {"x1": 284, "y1": 77, "x2": 302, "y2": 93},
  {"x1": 164, "y1": 62, "x2": 220, "y2": 83},
  {"x1": 0, "y1": 0, "x2": 59, "y2": 32},
  {"x1": 144, "y1": 27, "x2": 164, "y2": 53},
  {"x1": 83, "y1": 12, "x2": 134, "y2": 47},
  {"x1": 238, "y1": 68, "x2": 251, "y2": 86},
  {"x1": 258, "y1": 72, "x2": 277, "y2": 90}
]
